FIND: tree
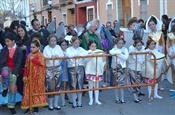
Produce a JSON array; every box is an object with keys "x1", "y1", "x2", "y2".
[{"x1": 0, "y1": 0, "x2": 24, "y2": 20}]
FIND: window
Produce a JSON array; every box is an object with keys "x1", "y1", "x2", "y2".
[
  {"x1": 43, "y1": 0, "x2": 48, "y2": 6},
  {"x1": 107, "y1": 4, "x2": 112, "y2": 22},
  {"x1": 140, "y1": 0, "x2": 147, "y2": 21},
  {"x1": 87, "y1": 8, "x2": 93, "y2": 21}
]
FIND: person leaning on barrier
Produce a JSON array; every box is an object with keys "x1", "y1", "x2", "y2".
[
  {"x1": 66, "y1": 36, "x2": 88, "y2": 108},
  {"x1": 128, "y1": 39, "x2": 145, "y2": 103},
  {"x1": 43, "y1": 34, "x2": 64, "y2": 111},
  {"x1": 109, "y1": 38, "x2": 129, "y2": 104}
]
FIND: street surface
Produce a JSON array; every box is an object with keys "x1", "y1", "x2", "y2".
[{"x1": 0, "y1": 80, "x2": 175, "y2": 115}]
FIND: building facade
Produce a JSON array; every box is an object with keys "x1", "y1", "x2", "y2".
[{"x1": 98, "y1": 0, "x2": 175, "y2": 27}]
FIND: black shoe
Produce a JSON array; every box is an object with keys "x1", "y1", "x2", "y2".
[
  {"x1": 55, "y1": 106, "x2": 61, "y2": 110},
  {"x1": 9, "y1": 108, "x2": 17, "y2": 115},
  {"x1": 69, "y1": 102, "x2": 73, "y2": 104},
  {"x1": 33, "y1": 107, "x2": 38, "y2": 113},
  {"x1": 24, "y1": 109, "x2": 30, "y2": 114},
  {"x1": 138, "y1": 92, "x2": 145, "y2": 96},
  {"x1": 61, "y1": 104, "x2": 66, "y2": 107},
  {"x1": 134, "y1": 100, "x2": 140, "y2": 103},
  {"x1": 121, "y1": 101, "x2": 126, "y2": 104},
  {"x1": 77, "y1": 105, "x2": 82, "y2": 108},
  {"x1": 2, "y1": 89, "x2": 8, "y2": 97},
  {"x1": 48, "y1": 107, "x2": 54, "y2": 111},
  {"x1": 138, "y1": 98, "x2": 142, "y2": 101},
  {"x1": 116, "y1": 100, "x2": 121, "y2": 104},
  {"x1": 72, "y1": 105, "x2": 77, "y2": 108}
]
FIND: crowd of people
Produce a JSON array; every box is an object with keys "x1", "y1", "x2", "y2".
[{"x1": 0, "y1": 14, "x2": 175, "y2": 115}]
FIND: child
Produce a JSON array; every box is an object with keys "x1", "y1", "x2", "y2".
[
  {"x1": 21, "y1": 39, "x2": 47, "y2": 113},
  {"x1": 85, "y1": 40, "x2": 106, "y2": 105},
  {"x1": 128, "y1": 39, "x2": 145, "y2": 103},
  {"x1": 0, "y1": 32, "x2": 23, "y2": 115},
  {"x1": 109, "y1": 38, "x2": 129, "y2": 104},
  {"x1": 166, "y1": 25, "x2": 175, "y2": 91},
  {"x1": 66, "y1": 36, "x2": 88, "y2": 108},
  {"x1": 143, "y1": 39, "x2": 165, "y2": 99},
  {"x1": 43, "y1": 34, "x2": 64, "y2": 110},
  {"x1": 59, "y1": 39, "x2": 72, "y2": 107}
]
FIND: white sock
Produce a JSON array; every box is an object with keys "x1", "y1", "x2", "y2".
[
  {"x1": 120, "y1": 89, "x2": 124, "y2": 102},
  {"x1": 147, "y1": 86, "x2": 152, "y2": 98},
  {"x1": 48, "y1": 97, "x2": 53, "y2": 108},
  {"x1": 72, "y1": 93, "x2": 77, "y2": 106},
  {"x1": 154, "y1": 83, "x2": 163, "y2": 99},
  {"x1": 88, "y1": 81, "x2": 94, "y2": 105},
  {"x1": 114, "y1": 89, "x2": 119, "y2": 101},
  {"x1": 60, "y1": 94, "x2": 65, "y2": 106},
  {"x1": 67, "y1": 93, "x2": 73, "y2": 103},
  {"x1": 77, "y1": 92, "x2": 82, "y2": 106},
  {"x1": 54, "y1": 95, "x2": 60, "y2": 108}
]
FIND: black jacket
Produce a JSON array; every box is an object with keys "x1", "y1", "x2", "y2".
[{"x1": 0, "y1": 46, "x2": 23, "y2": 76}]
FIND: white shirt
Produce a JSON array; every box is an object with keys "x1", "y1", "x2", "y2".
[
  {"x1": 43, "y1": 45, "x2": 64, "y2": 67},
  {"x1": 85, "y1": 49, "x2": 106, "y2": 76},
  {"x1": 128, "y1": 46, "x2": 145, "y2": 71},
  {"x1": 110, "y1": 46, "x2": 129, "y2": 68},
  {"x1": 66, "y1": 46, "x2": 88, "y2": 67}
]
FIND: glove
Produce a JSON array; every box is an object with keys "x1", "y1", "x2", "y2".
[{"x1": 23, "y1": 77, "x2": 27, "y2": 83}]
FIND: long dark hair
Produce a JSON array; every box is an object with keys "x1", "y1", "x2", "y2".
[
  {"x1": 88, "y1": 40, "x2": 97, "y2": 50},
  {"x1": 17, "y1": 24, "x2": 28, "y2": 39}
]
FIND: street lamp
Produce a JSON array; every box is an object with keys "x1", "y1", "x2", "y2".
[
  {"x1": 48, "y1": 0, "x2": 52, "y2": 23},
  {"x1": 48, "y1": 0, "x2": 52, "y2": 7},
  {"x1": 31, "y1": 6, "x2": 37, "y2": 19}
]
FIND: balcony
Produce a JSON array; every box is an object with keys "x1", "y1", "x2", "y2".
[{"x1": 59, "y1": 0, "x2": 74, "y2": 6}]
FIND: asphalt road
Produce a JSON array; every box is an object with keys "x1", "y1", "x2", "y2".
[{"x1": 0, "y1": 80, "x2": 175, "y2": 115}]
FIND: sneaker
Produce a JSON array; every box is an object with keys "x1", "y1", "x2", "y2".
[
  {"x1": 9, "y1": 108, "x2": 17, "y2": 115},
  {"x1": 48, "y1": 107, "x2": 54, "y2": 111}
]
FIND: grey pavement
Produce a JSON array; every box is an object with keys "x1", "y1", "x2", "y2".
[{"x1": 0, "y1": 80, "x2": 175, "y2": 115}]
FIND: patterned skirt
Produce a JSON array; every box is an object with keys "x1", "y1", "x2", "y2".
[
  {"x1": 111, "y1": 64, "x2": 125, "y2": 86},
  {"x1": 86, "y1": 74, "x2": 103, "y2": 82},
  {"x1": 128, "y1": 69, "x2": 142, "y2": 93}
]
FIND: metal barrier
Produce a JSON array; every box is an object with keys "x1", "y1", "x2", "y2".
[{"x1": 28, "y1": 52, "x2": 157, "y2": 115}]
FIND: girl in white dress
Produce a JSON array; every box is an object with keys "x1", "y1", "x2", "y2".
[
  {"x1": 85, "y1": 40, "x2": 106, "y2": 105},
  {"x1": 143, "y1": 39, "x2": 165, "y2": 99},
  {"x1": 109, "y1": 38, "x2": 129, "y2": 103}
]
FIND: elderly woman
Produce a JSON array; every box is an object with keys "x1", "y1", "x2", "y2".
[{"x1": 81, "y1": 20, "x2": 102, "y2": 50}]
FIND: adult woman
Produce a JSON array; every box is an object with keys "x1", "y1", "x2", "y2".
[
  {"x1": 81, "y1": 20, "x2": 102, "y2": 50},
  {"x1": 16, "y1": 24, "x2": 31, "y2": 95}
]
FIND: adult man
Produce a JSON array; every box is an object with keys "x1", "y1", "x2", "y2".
[
  {"x1": 28, "y1": 19, "x2": 50, "y2": 48},
  {"x1": 162, "y1": 14, "x2": 170, "y2": 30},
  {"x1": 106, "y1": 21, "x2": 117, "y2": 38}
]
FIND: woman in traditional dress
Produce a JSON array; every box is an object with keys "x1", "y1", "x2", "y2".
[
  {"x1": 21, "y1": 39, "x2": 47, "y2": 113},
  {"x1": 146, "y1": 15, "x2": 166, "y2": 90},
  {"x1": 166, "y1": 25, "x2": 175, "y2": 91},
  {"x1": 66, "y1": 36, "x2": 88, "y2": 108},
  {"x1": 85, "y1": 40, "x2": 106, "y2": 105},
  {"x1": 109, "y1": 38, "x2": 129, "y2": 104},
  {"x1": 128, "y1": 39, "x2": 145, "y2": 103},
  {"x1": 43, "y1": 34, "x2": 64, "y2": 111}
]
